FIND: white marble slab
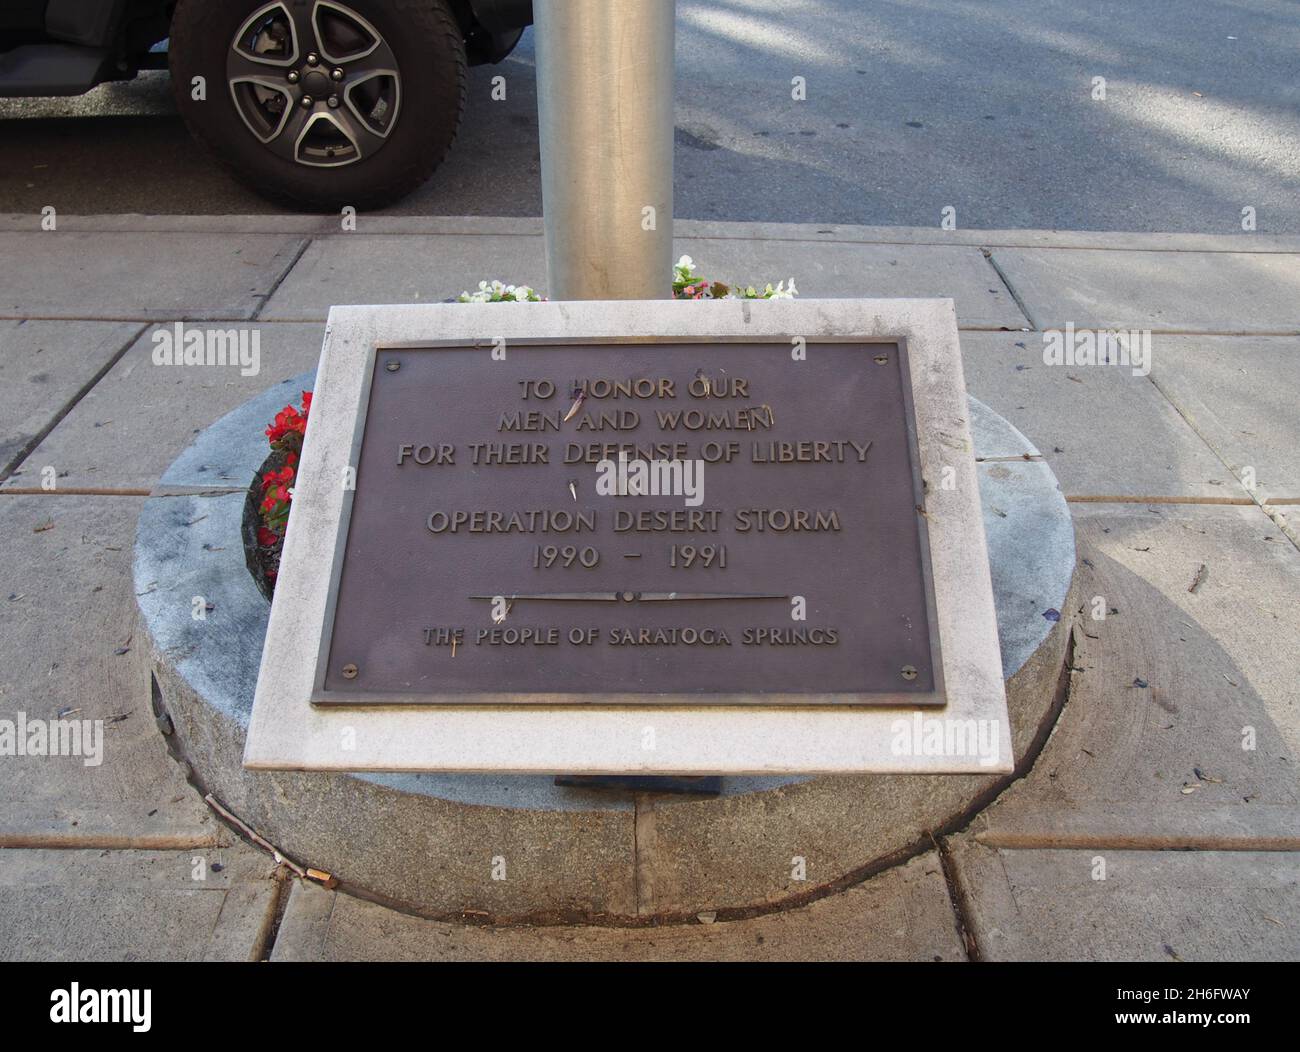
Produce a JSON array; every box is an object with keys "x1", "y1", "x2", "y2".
[{"x1": 244, "y1": 299, "x2": 1011, "y2": 774}]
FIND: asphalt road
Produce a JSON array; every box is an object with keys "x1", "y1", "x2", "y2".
[{"x1": 1, "y1": 0, "x2": 1297, "y2": 232}]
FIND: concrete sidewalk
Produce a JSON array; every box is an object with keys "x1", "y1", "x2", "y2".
[{"x1": 0, "y1": 216, "x2": 1297, "y2": 960}]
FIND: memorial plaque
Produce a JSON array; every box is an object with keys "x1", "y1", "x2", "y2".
[
  {"x1": 246, "y1": 300, "x2": 1012, "y2": 775},
  {"x1": 315, "y1": 337, "x2": 943, "y2": 706}
]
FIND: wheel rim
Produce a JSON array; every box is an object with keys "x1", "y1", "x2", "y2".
[{"x1": 227, "y1": 1, "x2": 402, "y2": 168}]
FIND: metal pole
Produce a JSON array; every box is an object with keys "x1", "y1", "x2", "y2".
[{"x1": 534, "y1": 0, "x2": 675, "y2": 300}]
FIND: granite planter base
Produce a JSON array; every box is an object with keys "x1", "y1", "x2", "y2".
[{"x1": 136, "y1": 372, "x2": 1076, "y2": 922}]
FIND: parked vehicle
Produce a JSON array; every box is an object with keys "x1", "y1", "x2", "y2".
[{"x1": 0, "y1": 0, "x2": 534, "y2": 208}]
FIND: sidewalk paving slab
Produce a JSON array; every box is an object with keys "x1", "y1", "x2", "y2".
[
  {"x1": 988, "y1": 248, "x2": 1300, "y2": 333},
  {"x1": 961, "y1": 331, "x2": 1236, "y2": 499},
  {"x1": 0, "y1": 802, "x2": 223, "y2": 850},
  {"x1": 948, "y1": 836, "x2": 1300, "y2": 962},
  {"x1": 0, "y1": 494, "x2": 209, "y2": 832},
  {"x1": 0, "y1": 320, "x2": 143, "y2": 479},
  {"x1": 1, "y1": 323, "x2": 324, "y2": 492},
  {"x1": 269, "y1": 851, "x2": 965, "y2": 962},
  {"x1": 0, "y1": 846, "x2": 278, "y2": 962},
  {"x1": 672, "y1": 238, "x2": 1028, "y2": 330},
  {"x1": 1147, "y1": 335, "x2": 1300, "y2": 502},
  {"x1": 971, "y1": 503, "x2": 1300, "y2": 845},
  {"x1": 0, "y1": 232, "x2": 307, "y2": 321},
  {"x1": 258, "y1": 234, "x2": 548, "y2": 321}
]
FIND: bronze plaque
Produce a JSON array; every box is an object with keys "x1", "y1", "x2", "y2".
[{"x1": 316, "y1": 338, "x2": 943, "y2": 705}]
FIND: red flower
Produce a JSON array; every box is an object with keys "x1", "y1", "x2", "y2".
[
  {"x1": 259, "y1": 390, "x2": 312, "y2": 592},
  {"x1": 265, "y1": 394, "x2": 311, "y2": 444},
  {"x1": 265, "y1": 408, "x2": 298, "y2": 443},
  {"x1": 260, "y1": 465, "x2": 295, "y2": 491}
]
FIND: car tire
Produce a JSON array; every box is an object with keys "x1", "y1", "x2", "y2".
[{"x1": 169, "y1": 0, "x2": 466, "y2": 211}]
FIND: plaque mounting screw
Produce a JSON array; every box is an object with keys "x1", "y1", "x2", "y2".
[
  {"x1": 874, "y1": 354, "x2": 889, "y2": 365},
  {"x1": 385, "y1": 361, "x2": 400, "y2": 372},
  {"x1": 620, "y1": 591, "x2": 637, "y2": 602},
  {"x1": 900, "y1": 665, "x2": 918, "y2": 681},
  {"x1": 342, "y1": 663, "x2": 359, "y2": 679}
]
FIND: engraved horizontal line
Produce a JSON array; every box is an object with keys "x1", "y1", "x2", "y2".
[{"x1": 470, "y1": 592, "x2": 788, "y2": 602}]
